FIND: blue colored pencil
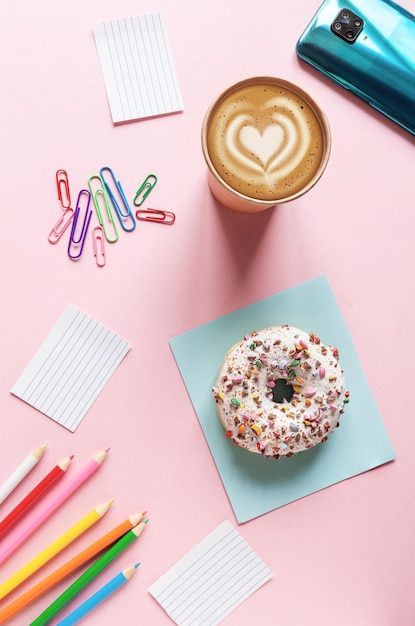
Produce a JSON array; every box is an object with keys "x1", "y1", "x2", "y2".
[{"x1": 56, "y1": 563, "x2": 139, "y2": 625}]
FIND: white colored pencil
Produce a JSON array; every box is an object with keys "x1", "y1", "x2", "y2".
[{"x1": 0, "y1": 444, "x2": 47, "y2": 505}]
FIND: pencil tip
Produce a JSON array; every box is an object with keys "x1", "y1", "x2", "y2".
[
  {"x1": 134, "y1": 562, "x2": 140, "y2": 569},
  {"x1": 33, "y1": 442, "x2": 48, "y2": 459}
]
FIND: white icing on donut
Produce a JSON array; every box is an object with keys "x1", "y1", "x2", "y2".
[{"x1": 212, "y1": 325, "x2": 349, "y2": 459}]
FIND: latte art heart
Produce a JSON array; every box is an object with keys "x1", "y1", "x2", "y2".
[
  {"x1": 239, "y1": 125, "x2": 284, "y2": 168},
  {"x1": 206, "y1": 82, "x2": 326, "y2": 201}
]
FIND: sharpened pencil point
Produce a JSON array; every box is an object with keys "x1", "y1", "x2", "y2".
[{"x1": 33, "y1": 443, "x2": 48, "y2": 460}]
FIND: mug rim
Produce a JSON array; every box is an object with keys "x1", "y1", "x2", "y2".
[{"x1": 201, "y1": 76, "x2": 331, "y2": 207}]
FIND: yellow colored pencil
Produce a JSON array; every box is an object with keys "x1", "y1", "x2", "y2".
[
  {"x1": 0, "y1": 512, "x2": 146, "y2": 624},
  {"x1": 0, "y1": 500, "x2": 113, "y2": 601}
]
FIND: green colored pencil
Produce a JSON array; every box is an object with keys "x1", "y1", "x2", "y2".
[{"x1": 29, "y1": 520, "x2": 148, "y2": 626}]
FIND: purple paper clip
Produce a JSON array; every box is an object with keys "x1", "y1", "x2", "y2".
[{"x1": 68, "y1": 190, "x2": 93, "y2": 261}]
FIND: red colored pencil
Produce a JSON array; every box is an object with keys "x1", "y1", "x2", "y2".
[{"x1": 0, "y1": 455, "x2": 74, "y2": 541}]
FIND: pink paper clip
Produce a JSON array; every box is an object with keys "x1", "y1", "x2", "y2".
[
  {"x1": 48, "y1": 207, "x2": 74, "y2": 244},
  {"x1": 56, "y1": 169, "x2": 71, "y2": 209},
  {"x1": 92, "y1": 226, "x2": 106, "y2": 267},
  {"x1": 135, "y1": 208, "x2": 175, "y2": 225}
]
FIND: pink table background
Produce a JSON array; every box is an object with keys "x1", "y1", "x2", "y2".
[{"x1": 1, "y1": 1, "x2": 414, "y2": 624}]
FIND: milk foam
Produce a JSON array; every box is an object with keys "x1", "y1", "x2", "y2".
[{"x1": 207, "y1": 84, "x2": 325, "y2": 201}]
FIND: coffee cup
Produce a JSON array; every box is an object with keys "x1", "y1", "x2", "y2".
[{"x1": 201, "y1": 76, "x2": 331, "y2": 213}]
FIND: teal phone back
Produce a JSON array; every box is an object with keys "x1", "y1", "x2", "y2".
[{"x1": 297, "y1": 0, "x2": 415, "y2": 135}]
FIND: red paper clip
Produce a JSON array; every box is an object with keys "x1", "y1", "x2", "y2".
[
  {"x1": 56, "y1": 169, "x2": 71, "y2": 209},
  {"x1": 135, "y1": 208, "x2": 175, "y2": 225}
]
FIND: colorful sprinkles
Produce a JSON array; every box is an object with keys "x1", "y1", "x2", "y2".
[{"x1": 212, "y1": 325, "x2": 349, "y2": 460}]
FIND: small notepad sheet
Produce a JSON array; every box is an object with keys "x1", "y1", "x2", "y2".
[
  {"x1": 93, "y1": 13, "x2": 184, "y2": 124},
  {"x1": 11, "y1": 305, "x2": 131, "y2": 431},
  {"x1": 149, "y1": 520, "x2": 273, "y2": 626}
]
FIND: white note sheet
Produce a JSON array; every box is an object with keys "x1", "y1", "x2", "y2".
[
  {"x1": 93, "y1": 13, "x2": 184, "y2": 124},
  {"x1": 149, "y1": 520, "x2": 273, "y2": 626},
  {"x1": 11, "y1": 305, "x2": 131, "y2": 431}
]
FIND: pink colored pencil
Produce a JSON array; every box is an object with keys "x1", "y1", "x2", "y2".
[{"x1": 0, "y1": 448, "x2": 110, "y2": 565}]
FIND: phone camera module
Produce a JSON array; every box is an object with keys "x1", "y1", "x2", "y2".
[{"x1": 331, "y1": 8, "x2": 364, "y2": 43}]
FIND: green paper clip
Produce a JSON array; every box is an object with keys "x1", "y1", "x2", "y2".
[
  {"x1": 133, "y1": 174, "x2": 157, "y2": 206},
  {"x1": 88, "y1": 175, "x2": 119, "y2": 243}
]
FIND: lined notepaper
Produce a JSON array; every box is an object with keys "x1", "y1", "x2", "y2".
[
  {"x1": 11, "y1": 305, "x2": 131, "y2": 431},
  {"x1": 149, "y1": 520, "x2": 273, "y2": 626},
  {"x1": 93, "y1": 13, "x2": 184, "y2": 124}
]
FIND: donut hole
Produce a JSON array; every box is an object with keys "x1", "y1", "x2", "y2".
[{"x1": 272, "y1": 378, "x2": 295, "y2": 404}]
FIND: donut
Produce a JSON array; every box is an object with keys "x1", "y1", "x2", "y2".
[{"x1": 212, "y1": 325, "x2": 349, "y2": 459}]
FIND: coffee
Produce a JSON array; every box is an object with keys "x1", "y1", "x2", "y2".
[{"x1": 202, "y1": 77, "x2": 331, "y2": 213}]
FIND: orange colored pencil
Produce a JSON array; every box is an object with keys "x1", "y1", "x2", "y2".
[{"x1": 0, "y1": 512, "x2": 146, "y2": 624}]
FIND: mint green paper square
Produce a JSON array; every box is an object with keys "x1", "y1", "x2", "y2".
[{"x1": 169, "y1": 276, "x2": 395, "y2": 523}]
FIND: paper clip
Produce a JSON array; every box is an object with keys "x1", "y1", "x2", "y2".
[
  {"x1": 135, "y1": 208, "x2": 176, "y2": 225},
  {"x1": 92, "y1": 226, "x2": 106, "y2": 267},
  {"x1": 88, "y1": 175, "x2": 119, "y2": 243},
  {"x1": 68, "y1": 190, "x2": 93, "y2": 260},
  {"x1": 56, "y1": 169, "x2": 71, "y2": 209},
  {"x1": 133, "y1": 174, "x2": 158, "y2": 206},
  {"x1": 48, "y1": 207, "x2": 74, "y2": 244},
  {"x1": 100, "y1": 166, "x2": 136, "y2": 232}
]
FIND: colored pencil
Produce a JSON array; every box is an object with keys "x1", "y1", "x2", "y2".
[
  {"x1": 0, "y1": 448, "x2": 110, "y2": 565},
  {"x1": 56, "y1": 563, "x2": 139, "y2": 625},
  {"x1": 0, "y1": 454, "x2": 73, "y2": 541},
  {"x1": 0, "y1": 513, "x2": 145, "y2": 624},
  {"x1": 30, "y1": 520, "x2": 148, "y2": 626},
  {"x1": 0, "y1": 500, "x2": 113, "y2": 601},
  {"x1": 0, "y1": 444, "x2": 47, "y2": 505}
]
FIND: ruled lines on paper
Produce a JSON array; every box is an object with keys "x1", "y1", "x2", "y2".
[
  {"x1": 11, "y1": 305, "x2": 131, "y2": 431},
  {"x1": 149, "y1": 520, "x2": 273, "y2": 626},
  {"x1": 93, "y1": 13, "x2": 184, "y2": 123}
]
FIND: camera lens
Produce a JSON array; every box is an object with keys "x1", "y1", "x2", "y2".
[
  {"x1": 341, "y1": 10, "x2": 350, "y2": 19},
  {"x1": 354, "y1": 18, "x2": 362, "y2": 27},
  {"x1": 345, "y1": 29, "x2": 354, "y2": 39},
  {"x1": 334, "y1": 21, "x2": 342, "y2": 30}
]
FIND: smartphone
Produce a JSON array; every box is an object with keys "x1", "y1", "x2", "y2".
[{"x1": 296, "y1": 0, "x2": 415, "y2": 135}]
